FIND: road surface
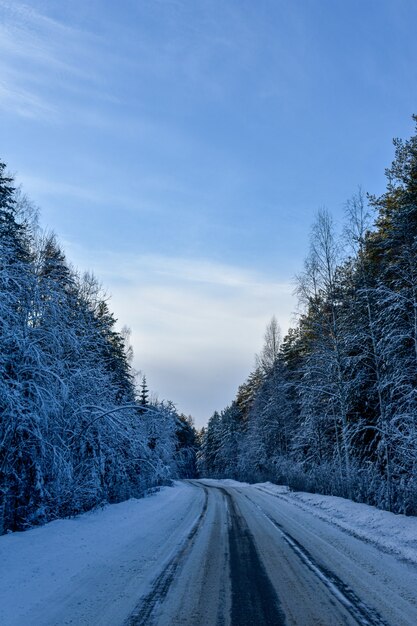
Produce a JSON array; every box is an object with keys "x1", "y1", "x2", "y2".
[
  {"x1": 3, "y1": 479, "x2": 417, "y2": 625},
  {"x1": 125, "y1": 480, "x2": 417, "y2": 626}
]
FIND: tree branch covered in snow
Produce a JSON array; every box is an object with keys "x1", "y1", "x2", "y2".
[
  {"x1": 0, "y1": 163, "x2": 197, "y2": 533},
  {"x1": 199, "y1": 116, "x2": 417, "y2": 516}
]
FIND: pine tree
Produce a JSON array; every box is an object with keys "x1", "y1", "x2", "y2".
[{"x1": 140, "y1": 375, "x2": 149, "y2": 407}]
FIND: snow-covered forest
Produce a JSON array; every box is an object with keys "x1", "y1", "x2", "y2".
[
  {"x1": 199, "y1": 117, "x2": 417, "y2": 516},
  {"x1": 0, "y1": 163, "x2": 197, "y2": 534},
  {"x1": 3, "y1": 116, "x2": 417, "y2": 537}
]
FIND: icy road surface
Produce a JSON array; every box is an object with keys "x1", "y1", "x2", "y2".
[{"x1": 1, "y1": 480, "x2": 417, "y2": 625}]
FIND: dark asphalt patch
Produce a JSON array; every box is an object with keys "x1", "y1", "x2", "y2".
[
  {"x1": 243, "y1": 492, "x2": 389, "y2": 626},
  {"x1": 219, "y1": 488, "x2": 287, "y2": 626}
]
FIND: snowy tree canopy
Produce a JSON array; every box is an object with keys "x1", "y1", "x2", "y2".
[
  {"x1": 199, "y1": 116, "x2": 417, "y2": 516},
  {"x1": 0, "y1": 164, "x2": 197, "y2": 534}
]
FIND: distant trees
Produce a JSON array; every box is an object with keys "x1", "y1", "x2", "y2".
[
  {"x1": 140, "y1": 376, "x2": 150, "y2": 407},
  {"x1": 175, "y1": 414, "x2": 199, "y2": 478},
  {"x1": 199, "y1": 116, "x2": 417, "y2": 515},
  {"x1": 0, "y1": 163, "x2": 198, "y2": 534},
  {"x1": 257, "y1": 316, "x2": 281, "y2": 374}
]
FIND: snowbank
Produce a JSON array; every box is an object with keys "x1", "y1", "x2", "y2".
[
  {"x1": 0, "y1": 482, "x2": 202, "y2": 626},
  {"x1": 253, "y1": 482, "x2": 417, "y2": 565}
]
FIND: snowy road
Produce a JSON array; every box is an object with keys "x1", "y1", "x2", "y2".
[
  {"x1": 1, "y1": 479, "x2": 417, "y2": 625},
  {"x1": 125, "y1": 480, "x2": 417, "y2": 626}
]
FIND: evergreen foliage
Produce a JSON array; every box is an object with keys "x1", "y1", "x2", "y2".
[
  {"x1": 199, "y1": 117, "x2": 417, "y2": 515},
  {"x1": 0, "y1": 165, "x2": 198, "y2": 533}
]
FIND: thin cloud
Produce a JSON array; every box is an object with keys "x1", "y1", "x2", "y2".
[
  {"x1": 0, "y1": 0, "x2": 109, "y2": 120},
  {"x1": 0, "y1": 6, "x2": 94, "y2": 77},
  {"x1": 83, "y1": 250, "x2": 293, "y2": 294},
  {"x1": 65, "y1": 246, "x2": 296, "y2": 425},
  {"x1": 16, "y1": 172, "x2": 194, "y2": 218},
  {"x1": 0, "y1": 79, "x2": 56, "y2": 119}
]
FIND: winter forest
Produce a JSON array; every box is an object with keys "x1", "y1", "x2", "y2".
[
  {"x1": 0, "y1": 164, "x2": 197, "y2": 534},
  {"x1": 2, "y1": 117, "x2": 417, "y2": 537},
  {"x1": 199, "y1": 117, "x2": 417, "y2": 516}
]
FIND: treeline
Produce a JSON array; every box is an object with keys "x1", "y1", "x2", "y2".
[
  {"x1": 0, "y1": 163, "x2": 197, "y2": 534},
  {"x1": 199, "y1": 116, "x2": 417, "y2": 515}
]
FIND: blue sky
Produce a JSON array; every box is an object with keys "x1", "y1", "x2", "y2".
[{"x1": 1, "y1": 0, "x2": 417, "y2": 426}]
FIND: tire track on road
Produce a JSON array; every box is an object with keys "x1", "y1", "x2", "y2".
[
  {"x1": 217, "y1": 486, "x2": 287, "y2": 626},
  {"x1": 125, "y1": 485, "x2": 209, "y2": 626},
  {"x1": 242, "y1": 491, "x2": 389, "y2": 626}
]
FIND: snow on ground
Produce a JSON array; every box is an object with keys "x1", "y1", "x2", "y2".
[
  {"x1": 2, "y1": 478, "x2": 417, "y2": 625},
  {"x1": 202, "y1": 477, "x2": 417, "y2": 564},
  {"x1": 200, "y1": 478, "x2": 250, "y2": 488},
  {"x1": 0, "y1": 482, "x2": 203, "y2": 626},
  {"x1": 253, "y1": 481, "x2": 417, "y2": 565}
]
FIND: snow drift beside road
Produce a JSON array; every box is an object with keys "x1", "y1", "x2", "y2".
[
  {"x1": 254, "y1": 482, "x2": 417, "y2": 565},
  {"x1": 0, "y1": 482, "x2": 203, "y2": 626},
  {"x1": 2, "y1": 479, "x2": 417, "y2": 625}
]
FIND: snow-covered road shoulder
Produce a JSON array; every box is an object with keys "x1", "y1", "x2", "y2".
[
  {"x1": 253, "y1": 481, "x2": 417, "y2": 565},
  {"x1": 0, "y1": 482, "x2": 203, "y2": 626},
  {"x1": 2, "y1": 478, "x2": 417, "y2": 626}
]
